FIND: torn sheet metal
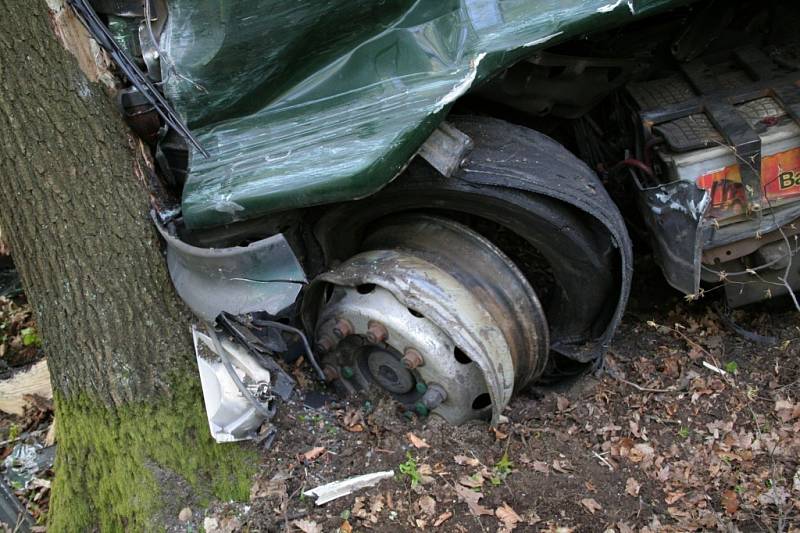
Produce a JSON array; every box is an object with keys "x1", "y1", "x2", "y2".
[
  {"x1": 637, "y1": 180, "x2": 712, "y2": 295},
  {"x1": 157, "y1": 0, "x2": 693, "y2": 228},
  {"x1": 152, "y1": 214, "x2": 306, "y2": 322},
  {"x1": 303, "y1": 471, "x2": 394, "y2": 505},
  {"x1": 193, "y1": 327, "x2": 277, "y2": 443}
]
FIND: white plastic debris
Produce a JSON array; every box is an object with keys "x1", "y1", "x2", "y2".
[
  {"x1": 303, "y1": 470, "x2": 394, "y2": 505},
  {"x1": 193, "y1": 327, "x2": 274, "y2": 443},
  {"x1": 702, "y1": 361, "x2": 728, "y2": 376}
]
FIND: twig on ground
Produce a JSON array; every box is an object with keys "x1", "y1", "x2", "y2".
[{"x1": 592, "y1": 451, "x2": 614, "y2": 471}]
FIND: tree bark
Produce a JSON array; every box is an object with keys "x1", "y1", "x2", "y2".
[{"x1": 0, "y1": 1, "x2": 253, "y2": 529}]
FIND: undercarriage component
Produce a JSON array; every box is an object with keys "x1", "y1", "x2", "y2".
[
  {"x1": 305, "y1": 216, "x2": 548, "y2": 425},
  {"x1": 700, "y1": 218, "x2": 800, "y2": 307},
  {"x1": 476, "y1": 51, "x2": 635, "y2": 119}
]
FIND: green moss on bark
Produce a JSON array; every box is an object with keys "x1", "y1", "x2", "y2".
[{"x1": 48, "y1": 378, "x2": 256, "y2": 532}]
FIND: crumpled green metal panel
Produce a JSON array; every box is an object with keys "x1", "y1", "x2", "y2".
[{"x1": 162, "y1": 0, "x2": 687, "y2": 229}]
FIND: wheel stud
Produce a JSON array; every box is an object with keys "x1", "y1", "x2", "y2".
[
  {"x1": 421, "y1": 384, "x2": 447, "y2": 410},
  {"x1": 315, "y1": 335, "x2": 336, "y2": 354},
  {"x1": 365, "y1": 321, "x2": 388, "y2": 344},
  {"x1": 323, "y1": 365, "x2": 339, "y2": 382},
  {"x1": 332, "y1": 318, "x2": 353, "y2": 339},
  {"x1": 402, "y1": 348, "x2": 424, "y2": 369}
]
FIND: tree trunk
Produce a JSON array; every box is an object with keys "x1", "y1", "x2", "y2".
[{"x1": 0, "y1": 1, "x2": 253, "y2": 529}]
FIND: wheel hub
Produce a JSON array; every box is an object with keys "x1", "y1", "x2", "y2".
[
  {"x1": 366, "y1": 349, "x2": 414, "y2": 394},
  {"x1": 304, "y1": 216, "x2": 549, "y2": 424}
]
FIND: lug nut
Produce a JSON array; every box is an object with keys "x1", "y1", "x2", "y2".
[
  {"x1": 315, "y1": 335, "x2": 336, "y2": 354},
  {"x1": 323, "y1": 365, "x2": 339, "y2": 382},
  {"x1": 332, "y1": 318, "x2": 353, "y2": 339},
  {"x1": 402, "y1": 348, "x2": 424, "y2": 369},
  {"x1": 365, "y1": 321, "x2": 388, "y2": 344},
  {"x1": 415, "y1": 382, "x2": 428, "y2": 394},
  {"x1": 341, "y1": 366, "x2": 355, "y2": 379}
]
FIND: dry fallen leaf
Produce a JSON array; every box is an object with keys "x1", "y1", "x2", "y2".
[
  {"x1": 342, "y1": 408, "x2": 365, "y2": 432},
  {"x1": 458, "y1": 473, "x2": 485, "y2": 489},
  {"x1": 418, "y1": 463, "x2": 436, "y2": 484},
  {"x1": 556, "y1": 395, "x2": 570, "y2": 412},
  {"x1": 625, "y1": 477, "x2": 640, "y2": 497},
  {"x1": 552, "y1": 459, "x2": 573, "y2": 473},
  {"x1": 580, "y1": 498, "x2": 602, "y2": 514},
  {"x1": 721, "y1": 490, "x2": 739, "y2": 515},
  {"x1": 369, "y1": 493, "x2": 385, "y2": 516},
  {"x1": 352, "y1": 496, "x2": 368, "y2": 519},
  {"x1": 454, "y1": 484, "x2": 493, "y2": 516},
  {"x1": 250, "y1": 475, "x2": 288, "y2": 501},
  {"x1": 454, "y1": 455, "x2": 480, "y2": 466},
  {"x1": 532, "y1": 461, "x2": 549, "y2": 474},
  {"x1": 665, "y1": 491, "x2": 685, "y2": 505},
  {"x1": 433, "y1": 510, "x2": 453, "y2": 527},
  {"x1": 496, "y1": 502, "x2": 522, "y2": 531},
  {"x1": 617, "y1": 521, "x2": 635, "y2": 533},
  {"x1": 406, "y1": 432, "x2": 430, "y2": 449},
  {"x1": 417, "y1": 495, "x2": 436, "y2": 516},
  {"x1": 300, "y1": 446, "x2": 326, "y2": 462},
  {"x1": 292, "y1": 519, "x2": 322, "y2": 533},
  {"x1": 492, "y1": 427, "x2": 509, "y2": 440},
  {"x1": 339, "y1": 520, "x2": 353, "y2": 533}
]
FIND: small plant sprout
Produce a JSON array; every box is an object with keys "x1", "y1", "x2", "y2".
[
  {"x1": 491, "y1": 451, "x2": 514, "y2": 485},
  {"x1": 398, "y1": 452, "x2": 422, "y2": 486},
  {"x1": 724, "y1": 361, "x2": 739, "y2": 374},
  {"x1": 20, "y1": 326, "x2": 42, "y2": 348},
  {"x1": 678, "y1": 426, "x2": 690, "y2": 439}
]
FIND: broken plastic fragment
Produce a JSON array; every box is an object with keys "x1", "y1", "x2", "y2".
[
  {"x1": 303, "y1": 470, "x2": 394, "y2": 505},
  {"x1": 193, "y1": 327, "x2": 276, "y2": 443}
]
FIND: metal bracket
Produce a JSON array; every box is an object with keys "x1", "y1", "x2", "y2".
[{"x1": 417, "y1": 122, "x2": 473, "y2": 177}]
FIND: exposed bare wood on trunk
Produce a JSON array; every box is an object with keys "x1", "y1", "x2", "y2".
[{"x1": 0, "y1": 0, "x2": 194, "y2": 405}]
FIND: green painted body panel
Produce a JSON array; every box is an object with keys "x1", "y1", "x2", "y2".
[{"x1": 163, "y1": 0, "x2": 687, "y2": 228}]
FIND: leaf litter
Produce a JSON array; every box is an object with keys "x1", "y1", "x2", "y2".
[{"x1": 5, "y1": 256, "x2": 800, "y2": 531}]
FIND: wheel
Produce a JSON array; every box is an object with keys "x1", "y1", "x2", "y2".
[
  {"x1": 302, "y1": 116, "x2": 631, "y2": 424},
  {"x1": 306, "y1": 215, "x2": 548, "y2": 425}
]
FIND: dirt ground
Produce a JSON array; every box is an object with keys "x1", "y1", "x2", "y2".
[
  {"x1": 195, "y1": 258, "x2": 800, "y2": 533},
  {"x1": 2, "y1": 253, "x2": 799, "y2": 532}
]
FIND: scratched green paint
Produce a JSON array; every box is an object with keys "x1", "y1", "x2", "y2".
[{"x1": 160, "y1": 0, "x2": 691, "y2": 228}]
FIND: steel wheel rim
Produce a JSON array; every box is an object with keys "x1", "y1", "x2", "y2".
[{"x1": 305, "y1": 216, "x2": 549, "y2": 424}]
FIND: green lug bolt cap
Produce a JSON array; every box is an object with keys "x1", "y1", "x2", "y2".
[
  {"x1": 415, "y1": 382, "x2": 428, "y2": 394},
  {"x1": 341, "y1": 366, "x2": 354, "y2": 379},
  {"x1": 414, "y1": 401, "x2": 429, "y2": 417},
  {"x1": 403, "y1": 410, "x2": 414, "y2": 420}
]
